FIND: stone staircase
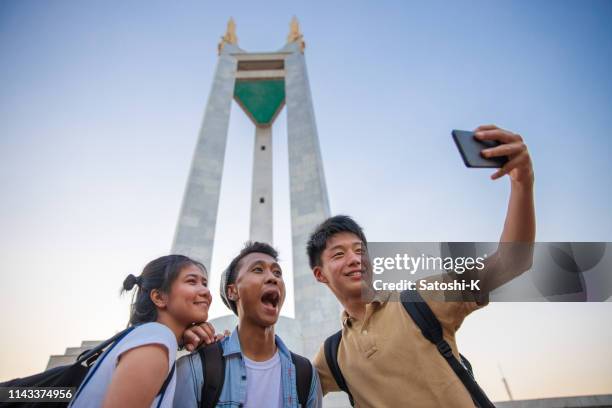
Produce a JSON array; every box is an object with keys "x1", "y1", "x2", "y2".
[{"x1": 46, "y1": 340, "x2": 103, "y2": 369}]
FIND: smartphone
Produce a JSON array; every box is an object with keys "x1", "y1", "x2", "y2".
[{"x1": 452, "y1": 129, "x2": 507, "y2": 168}]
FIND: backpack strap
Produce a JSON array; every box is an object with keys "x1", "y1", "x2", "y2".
[
  {"x1": 198, "y1": 342, "x2": 226, "y2": 408},
  {"x1": 290, "y1": 352, "x2": 313, "y2": 407},
  {"x1": 323, "y1": 330, "x2": 355, "y2": 407},
  {"x1": 459, "y1": 353, "x2": 474, "y2": 377},
  {"x1": 155, "y1": 362, "x2": 176, "y2": 408},
  {"x1": 400, "y1": 289, "x2": 495, "y2": 408},
  {"x1": 76, "y1": 326, "x2": 136, "y2": 366},
  {"x1": 72, "y1": 326, "x2": 136, "y2": 402},
  {"x1": 74, "y1": 326, "x2": 175, "y2": 405}
]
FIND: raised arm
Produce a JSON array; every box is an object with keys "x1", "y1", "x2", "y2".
[
  {"x1": 472, "y1": 124, "x2": 536, "y2": 293},
  {"x1": 474, "y1": 124, "x2": 536, "y2": 243}
]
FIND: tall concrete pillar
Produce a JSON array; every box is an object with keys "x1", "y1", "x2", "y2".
[
  {"x1": 285, "y1": 42, "x2": 341, "y2": 359},
  {"x1": 171, "y1": 45, "x2": 239, "y2": 268},
  {"x1": 249, "y1": 125, "x2": 273, "y2": 243}
]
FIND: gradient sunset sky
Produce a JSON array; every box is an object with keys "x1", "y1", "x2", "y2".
[{"x1": 1, "y1": 0, "x2": 611, "y2": 401}]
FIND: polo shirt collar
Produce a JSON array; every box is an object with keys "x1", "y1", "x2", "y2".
[{"x1": 341, "y1": 291, "x2": 392, "y2": 327}]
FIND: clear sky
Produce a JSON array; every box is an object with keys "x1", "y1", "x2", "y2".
[{"x1": 1, "y1": 0, "x2": 611, "y2": 402}]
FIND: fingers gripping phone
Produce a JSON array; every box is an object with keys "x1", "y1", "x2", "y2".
[{"x1": 452, "y1": 129, "x2": 508, "y2": 168}]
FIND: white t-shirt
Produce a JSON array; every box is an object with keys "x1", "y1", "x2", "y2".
[
  {"x1": 70, "y1": 322, "x2": 177, "y2": 408},
  {"x1": 243, "y1": 351, "x2": 283, "y2": 408}
]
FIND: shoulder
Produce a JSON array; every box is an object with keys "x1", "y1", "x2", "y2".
[
  {"x1": 397, "y1": 288, "x2": 482, "y2": 334},
  {"x1": 129, "y1": 323, "x2": 176, "y2": 343},
  {"x1": 116, "y1": 323, "x2": 177, "y2": 362},
  {"x1": 117, "y1": 342, "x2": 170, "y2": 368},
  {"x1": 312, "y1": 341, "x2": 338, "y2": 395},
  {"x1": 177, "y1": 339, "x2": 225, "y2": 373},
  {"x1": 304, "y1": 357, "x2": 322, "y2": 405},
  {"x1": 312, "y1": 343, "x2": 327, "y2": 370},
  {"x1": 274, "y1": 335, "x2": 317, "y2": 381},
  {"x1": 273, "y1": 334, "x2": 291, "y2": 357},
  {"x1": 130, "y1": 322, "x2": 176, "y2": 340},
  {"x1": 312, "y1": 331, "x2": 341, "y2": 371}
]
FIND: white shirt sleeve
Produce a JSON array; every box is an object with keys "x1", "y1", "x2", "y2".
[
  {"x1": 70, "y1": 322, "x2": 178, "y2": 408},
  {"x1": 114, "y1": 322, "x2": 177, "y2": 369}
]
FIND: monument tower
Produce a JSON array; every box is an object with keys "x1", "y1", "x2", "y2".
[
  {"x1": 47, "y1": 19, "x2": 346, "y2": 406},
  {"x1": 171, "y1": 18, "x2": 341, "y2": 360}
]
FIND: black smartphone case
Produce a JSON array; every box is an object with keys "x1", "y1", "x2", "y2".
[{"x1": 452, "y1": 130, "x2": 507, "y2": 168}]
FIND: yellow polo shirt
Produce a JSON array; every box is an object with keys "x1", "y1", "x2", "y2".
[{"x1": 313, "y1": 291, "x2": 484, "y2": 408}]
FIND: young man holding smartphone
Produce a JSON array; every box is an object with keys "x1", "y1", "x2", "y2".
[{"x1": 308, "y1": 124, "x2": 535, "y2": 407}]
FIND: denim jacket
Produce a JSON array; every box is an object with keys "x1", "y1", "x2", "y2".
[{"x1": 173, "y1": 330, "x2": 322, "y2": 407}]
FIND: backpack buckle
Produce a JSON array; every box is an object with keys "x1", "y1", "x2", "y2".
[{"x1": 436, "y1": 341, "x2": 453, "y2": 358}]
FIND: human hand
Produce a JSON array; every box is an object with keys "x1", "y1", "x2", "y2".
[
  {"x1": 474, "y1": 124, "x2": 534, "y2": 185},
  {"x1": 182, "y1": 322, "x2": 229, "y2": 352}
]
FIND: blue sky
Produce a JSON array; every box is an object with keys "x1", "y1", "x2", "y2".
[{"x1": 1, "y1": 0, "x2": 611, "y2": 401}]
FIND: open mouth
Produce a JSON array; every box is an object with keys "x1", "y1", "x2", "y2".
[{"x1": 260, "y1": 288, "x2": 280, "y2": 312}]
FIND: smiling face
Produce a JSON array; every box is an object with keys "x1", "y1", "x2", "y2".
[
  {"x1": 228, "y1": 252, "x2": 285, "y2": 328},
  {"x1": 313, "y1": 232, "x2": 367, "y2": 300},
  {"x1": 165, "y1": 263, "x2": 211, "y2": 326}
]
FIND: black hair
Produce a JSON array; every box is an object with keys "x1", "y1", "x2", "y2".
[
  {"x1": 226, "y1": 242, "x2": 278, "y2": 288},
  {"x1": 122, "y1": 254, "x2": 207, "y2": 326},
  {"x1": 306, "y1": 215, "x2": 367, "y2": 269},
  {"x1": 221, "y1": 242, "x2": 279, "y2": 315}
]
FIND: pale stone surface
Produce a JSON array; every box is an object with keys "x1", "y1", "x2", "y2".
[
  {"x1": 285, "y1": 42, "x2": 341, "y2": 360},
  {"x1": 233, "y1": 52, "x2": 290, "y2": 61},
  {"x1": 46, "y1": 340, "x2": 103, "y2": 369},
  {"x1": 249, "y1": 125, "x2": 273, "y2": 244},
  {"x1": 171, "y1": 45, "x2": 239, "y2": 268},
  {"x1": 236, "y1": 69, "x2": 285, "y2": 80}
]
